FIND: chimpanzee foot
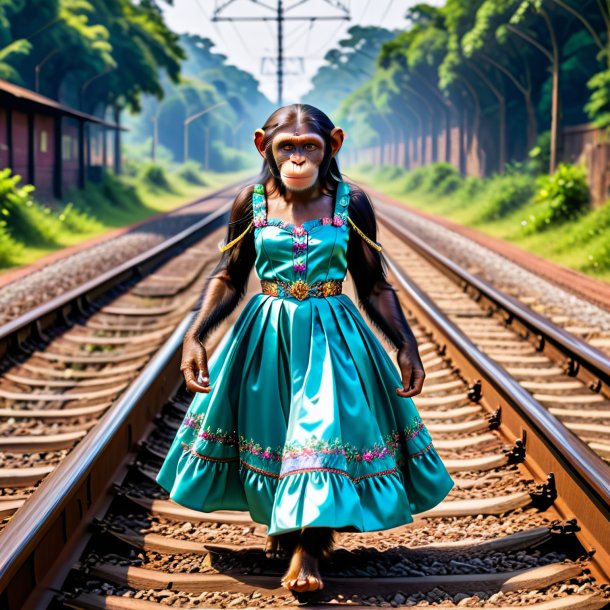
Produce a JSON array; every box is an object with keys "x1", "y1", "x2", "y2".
[
  {"x1": 265, "y1": 535, "x2": 281, "y2": 559},
  {"x1": 281, "y1": 546, "x2": 323, "y2": 592}
]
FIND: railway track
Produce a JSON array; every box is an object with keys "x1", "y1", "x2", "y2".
[
  {"x1": 0, "y1": 181, "x2": 249, "y2": 530},
  {"x1": 373, "y1": 197, "x2": 610, "y2": 358},
  {"x1": 0, "y1": 183, "x2": 609, "y2": 608},
  {"x1": 376, "y1": 208, "x2": 610, "y2": 465}
]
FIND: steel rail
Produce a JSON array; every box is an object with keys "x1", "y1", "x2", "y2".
[
  {"x1": 384, "y1": 251, "x2": 610, "y2": 579},
  {"x1": 378, "y1": 206, "x2": 610, "y2": 389},
  {"x1": 0, "y1": 179, "x2": 250, "y2": 356},
  {"x1": 0, "y1": 182, "x2": 247, "y2": 608}
]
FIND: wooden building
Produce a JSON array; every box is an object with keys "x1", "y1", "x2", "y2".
[{"x1": 0, "y1": 79, "x2": 125, "y2": 200}]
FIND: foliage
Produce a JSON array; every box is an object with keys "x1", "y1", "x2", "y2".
[
  {"x1": 124, "y1": 32, "x2": 270, "y2": 167},
  {"x1": 65, "y1": 172, "x2": 144, "y2": 219},
  {"x1": 303, "y1": 25, "x2": 396, "y2": 119},
  {"x1": 476, "y1": 173, "x2": 536, "y2": 221},
  {"x1": 0, "y1": 167, "x2": 100, "y2": 249},
  {"x1": 0, "y1": 219, "x2": 22, "y2": 267},
  {"x1": 399, "y1": 166, "x2": 430, "y2": 193},
  {"x1": 178, "y1": 161, "x2": 207, "y2": 186},
  {"x1": 522, "y1": 163, "x2": 591, "y2": 232},
  {"x1": 526, "y1": 130, "x2": 551, "y2": 175},
  {"x1": 376, "y1": 165, "x2": 407, "y2": 183},
  {"x1": 0, "y1": 168, "x2": 58, "y2": 245},
  {"x1": 139, "y1": 162, "x2": 171, "y2": 191},
  {"x1": 586, "y1": 69, "x2": 610, "y2": 131},
  {"x1": 418, "y1": 162, "x2": 461, "y2": 195},
  {"x1": 0, "y1": 0, "x2": 184, "y2": 112}
]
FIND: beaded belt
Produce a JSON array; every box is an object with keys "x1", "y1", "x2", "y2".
[{"x1": 260, "y1": 279, "x2": 343, "y2": 301}]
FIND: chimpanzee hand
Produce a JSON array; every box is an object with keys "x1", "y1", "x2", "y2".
[
  {"x1": 181, "y1": 334, "x2": 212, "y2": 394},
  {"x1": 395, "y1": 342, "x2": 426, "y2": 398}
]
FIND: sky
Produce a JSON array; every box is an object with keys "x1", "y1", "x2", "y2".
[{"x1": 162, "y1": 0, "x2": 445, "y2": 104}]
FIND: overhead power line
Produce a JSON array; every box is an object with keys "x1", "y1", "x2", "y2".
[{"x1": 212, "y1": 0, "x2": 351, "y2": 105}]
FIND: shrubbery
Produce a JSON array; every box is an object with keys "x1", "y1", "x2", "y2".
[
  {"x1": 0, "y1": 220, "x2": 23, "y2": 267},
  {"x1": 522, "y1": 164, "x2": 590, "y2": 233},
  {"x1": 376, "y1": 165, "x2": 406, "y2": 183},
  {"x1": 399, "y1": 166, "x2": 429, "y2": 193},
  {"x1": 140, "y1": 162, "x2": 172, "y2": 190},
  {"x1": 476, "y1": 173, "x2": 536, "y2": 222},
  {"x1": 0, "y1": 168, "x2": 101, "y2": 265},
  {"x1": 178, "y1": 161, "x2": 208, "y2": 186}
]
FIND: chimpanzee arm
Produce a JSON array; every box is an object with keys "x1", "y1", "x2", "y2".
[
  {"x1": 346, "y1": 184, "x2": 418, "y2": 351},
  {"x1": 185, "y1": 185, "x2": 256, "y2": 345}
]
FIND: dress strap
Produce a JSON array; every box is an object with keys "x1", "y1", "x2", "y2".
[
  {"x1": 252, "y1": 183, "x2": 267, "y2": 227},
  {"x1": 218, "y1": 184, "x2": 262, "y2": 252}
]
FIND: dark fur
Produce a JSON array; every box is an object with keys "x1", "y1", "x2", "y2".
[{"x1": 297, "y1": 527, "x2": 336, "y2": 559}]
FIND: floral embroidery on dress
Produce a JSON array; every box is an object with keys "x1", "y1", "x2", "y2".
[
  {"x1": 251, "y1": 182, "x2": 351, "y2": 277},
  {"x1": 181, "y1": 411, "x2": 428, "y2": 464}
]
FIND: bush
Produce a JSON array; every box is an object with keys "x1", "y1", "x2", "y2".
[
  {"x1": 0, "y1": 168, "x2": 61, "y2": 245},
  {"x1": 140, "y1": 163, "x2": 171, "y2": 190},
  {"x1": 0, "y1": 220, "x2": 23, "y2": 266},
  {"x1": 419, "y1": 163, "x2": 461, "y2": 194},
  {"x1": 376, "y1": 165, "x2": 406, "y2": 183},
  {"x1": 524, "y1": 163, "x2": 590, "y2": 232},
  {"x1": 57, "y1": 202, "x2": 101, "y2": 233},
  {"x1": 178, "y1": 161, "x2": 208, "y2": 186},
  {"x1": 456, "y1": 176, "x2": 485, "y2": 202},
  {"x1": 476, "y1": 173, "x2": 536, "y2": 221},
  {"x1": 526, "y1": 131, "x2": 551, "y2": 175},
  {"x1": 399, "y1": 166, "x2": 429, "y2": 193},
  {"x1": 435, "y1": 173, "x2": 463, "y2": 196}
]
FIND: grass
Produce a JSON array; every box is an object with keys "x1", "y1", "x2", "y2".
[
  {"x1": 0, "y1": 163, "x2": 254, "y2": 272},
  {"x1": 346, "y1": 163, "x2": 610, "y2": 283}
]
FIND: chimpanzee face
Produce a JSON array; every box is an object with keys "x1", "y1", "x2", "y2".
[
  {"x1": 271, "y1": 132, "x2": 326, "y2": 192},
  {"x1": 254, "y1": 123, "x2": 345, "y2": 193}
]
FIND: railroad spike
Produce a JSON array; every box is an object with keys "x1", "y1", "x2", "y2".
[
  {"x1": 467, "y1": 380, "x2": 482, "y2": 402},
  {"x1": 535, "y1": 334, "x2": 545, "y2": 351},
  {"x1": 549, "y1": 518, "x2": 580, "y2": 536},
  {"x1": 529, "y1": 472, "x2": 557, "y2": 510},
  {"x1": 588, "y1": 378, "x2": 602, "y2": 393},
  {"x1": 504, "y1": 437, "x2": 526, "y2": 464},
  {"x1": 487, "y1": 406, "x2": 501, "y2": 430},
  {"x1": 562, "y1": 357, "x2": 580, "y2": 377}
]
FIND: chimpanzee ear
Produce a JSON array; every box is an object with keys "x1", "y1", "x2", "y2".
[
  {"x1": 330, "y1": 127, "x2": 345, "y2": 157},
  {"x1": 254, "y1": 129, "x2": 266, "y2": 159}
]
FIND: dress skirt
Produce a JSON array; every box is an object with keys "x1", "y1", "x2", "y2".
[{"x1": 156, "y1": 292, "x2": 454, "y2": 535}]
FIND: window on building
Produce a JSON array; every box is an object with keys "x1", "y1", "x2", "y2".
[
  {"x1": 62, "y1": 135, "x2": 72, "y2": 160},
  {"x1": 40, "y1": 130, "x2": 48, "y2": 153}
]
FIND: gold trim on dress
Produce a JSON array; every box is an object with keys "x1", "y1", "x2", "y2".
[
  {"x1": 218, "y1": 221, "x2": 253, "y2": 252},
  {"x1": 347, "y1": 217, "x2": 383, "y2": 252},
  {"x1": 261, "y1": 279, "x2": 343, "y2": 300}
]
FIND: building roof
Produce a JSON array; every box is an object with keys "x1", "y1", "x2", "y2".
[{"x1": 0, "y1": 79, "x2": 127, "y2": 130}]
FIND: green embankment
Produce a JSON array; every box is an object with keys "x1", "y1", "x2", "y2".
[
  {"x1": 0, "y1": 162, "x2": 254, "y2": 272},
  {"x1": 347, "y1": 162, "x2": 610, "y2": 283}
]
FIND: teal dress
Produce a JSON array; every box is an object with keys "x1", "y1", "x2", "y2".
[{"x1": 156, "y1": 181, "x2": 454, "y2": 535}]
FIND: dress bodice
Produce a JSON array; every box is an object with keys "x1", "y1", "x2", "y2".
[{"x1": 252, "y1": 182, "x2": 351, "y2": 284}]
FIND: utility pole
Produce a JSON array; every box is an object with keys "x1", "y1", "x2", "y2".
[
  {"x1": 183, "y1": 101, "x2": 228, "y2": 163},
  {"x1": 212, "y1": 1, "x2": 350, "y2": 106}
]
